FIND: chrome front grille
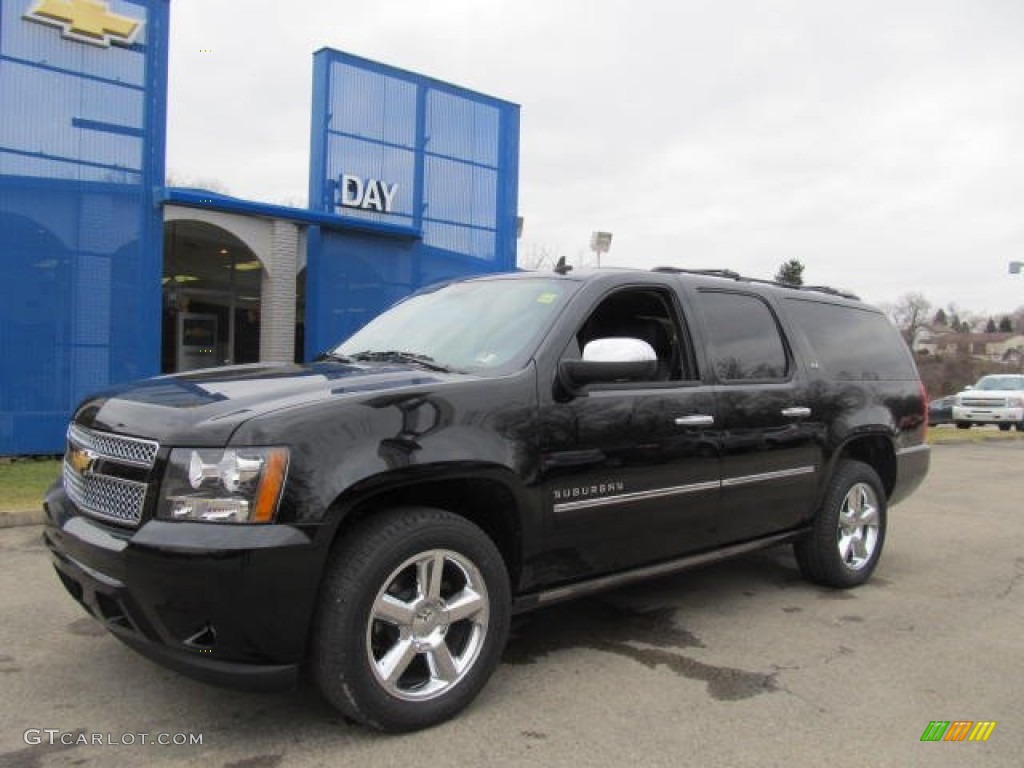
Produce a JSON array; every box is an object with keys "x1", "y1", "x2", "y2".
[
  {"x1": 63, "y1": 425, "x2": 159, "y2": 527},
  {"x1": 63, "y1": 462, "x2": 149, "y2": 525},
  {"x1": 961, "y1": 397, "x2": 1006, "y2": 408},
  {"x1": 68, "y1": 423, "x2": 158, "y2": 467}
]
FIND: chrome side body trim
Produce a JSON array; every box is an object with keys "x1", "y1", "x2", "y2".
[
  {"x1": 552, "y1": 466, "x2": 816, "y2": 514},
  {"x1": 552, "y1": 481, "x2": 720, "y2": 514},
  {"x1": 720, "y1": 466, "x2": 816, "y2": 488}
]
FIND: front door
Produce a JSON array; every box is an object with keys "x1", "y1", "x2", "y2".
[{"x1": 534, "y1": 285, "x2": 722, "y2": 584}]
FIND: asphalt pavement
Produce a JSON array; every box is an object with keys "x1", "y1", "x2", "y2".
[{"x1": 0, "y1": 442, "x2": 1021, "y2": 768}]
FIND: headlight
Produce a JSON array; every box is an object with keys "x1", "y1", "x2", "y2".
[
  {"x1": 1007, "y1": 397, "x2": 1023, "y2": 408},
  {"x1": 158, "y1": 447, "x2": 289, "y2": 523},
  {"x1": 952, "y1": 395, "x2": 962, "y2": 406}
]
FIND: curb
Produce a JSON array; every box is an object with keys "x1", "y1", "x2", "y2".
[{"x1": 0, "y1": 509, "x2": 44, "y2": 528}]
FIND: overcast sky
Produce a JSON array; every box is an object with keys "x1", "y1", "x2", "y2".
[{"x1": 166, "y1": 0, "x2": 1024, "y2": 318}]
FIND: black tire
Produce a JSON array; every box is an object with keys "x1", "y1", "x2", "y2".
[
  {"x1": 794, "y1": 460, "x2": 887, "y2": 589},
  {"x1": 1016, "y1": 422, "x2": 1024, "y2": 433},
  {"x1": 312, "y1": 507, "x2": 510, "y2": 732},
  {"x1": 999, "y1": 423, "x2": 1012, "y2": 432},
  {"x1": 955, "y1": 422, "x2": 971, "y2": 430}
]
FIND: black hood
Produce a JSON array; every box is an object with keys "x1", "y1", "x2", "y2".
[{"x1": 73, "y1": 362, "x2": 459, "y2": 446}]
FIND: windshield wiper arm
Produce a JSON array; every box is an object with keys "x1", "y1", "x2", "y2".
[
  {"x1": 315, "y1": 350, "x2": 356, "y2": 363},
  {"x1": 349, "y1": 350, "x2": 457, "y2": 373}
]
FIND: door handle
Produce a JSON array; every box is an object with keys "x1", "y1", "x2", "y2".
[
  {"x1": 675, "y1": 415, "x2": 714, "y2": 427},
  {"x1": 782, "y1": 407, "x2": 812, "y2": 419}
]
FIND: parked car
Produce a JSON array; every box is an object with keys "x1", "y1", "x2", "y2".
[
  {"x1": 44, "y1": 267, "x2": 930, "y2": 732},
  {"x1": 928, "y1": 396, "x2": 955, "y2": 426},
  {"x1": 952, "y1": 374, "x2": 1024, "y2": 431}
]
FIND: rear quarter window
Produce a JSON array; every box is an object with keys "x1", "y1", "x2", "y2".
[{"x1": 784, "y1": 298, "x2": 917, "y2": 381}]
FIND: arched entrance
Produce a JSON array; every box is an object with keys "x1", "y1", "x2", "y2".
[{"x1": 162, "y1": 220, "x2": 263, "y2": 373}]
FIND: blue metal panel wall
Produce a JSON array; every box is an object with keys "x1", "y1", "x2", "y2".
[
  {"x1": 306, "y1": 49, "x2": 520, "y2": 356},
  {"x1": 0, "y1": 0, "x2": 169, "y2": 454}
]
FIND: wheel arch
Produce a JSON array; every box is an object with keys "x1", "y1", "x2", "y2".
[
  {"x1": 825, "y1": 433, "x2": 897, "y2": 500},
  {"x1": 324, "y1": 467, "x2": 528, "y2": 590}
]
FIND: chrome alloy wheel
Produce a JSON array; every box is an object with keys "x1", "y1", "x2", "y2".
[
  {"x1": 366, "y1": 549, "x2": 490, "y2": 701},
  {"x1": 836, "y1": 482, "x2": 880, "y2": 570}
]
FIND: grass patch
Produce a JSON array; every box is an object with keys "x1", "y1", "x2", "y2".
[
  {"x1": 0, "y1": 458, "x2": 60, "y2": 512},
  {"x1": 927, "y1": 425, "x2": 1024, "y2": 445}
]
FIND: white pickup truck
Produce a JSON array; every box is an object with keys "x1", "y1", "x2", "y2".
[{"x1": 952, "y1": 374, "x2": 1024, "y2": 431}]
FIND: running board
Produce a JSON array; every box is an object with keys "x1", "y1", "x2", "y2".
[{"x1": 512, "y1": 528, "x2": 809, "y2": 614}]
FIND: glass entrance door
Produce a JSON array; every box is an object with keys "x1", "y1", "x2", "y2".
[{"x1": 162, "y1": 221, "x2": 262, "y2": 373}]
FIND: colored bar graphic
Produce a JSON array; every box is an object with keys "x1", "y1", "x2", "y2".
[
  {"x1": 920, "y1": 721, "x2": 949, "y2": 742},
  {"x1": 969, "y1": 722, "x2": 997, "y2": 742},
  {"x1": 920, "y1": 720, "x2": 996, "y2": 743},
  {"x1": 943, "y1": 721, "x2": 973, "y2": 742}
]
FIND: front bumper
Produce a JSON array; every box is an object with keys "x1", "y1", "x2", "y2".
[
  {"x1": 43, "y1": 485, "x2": 329, "y2": 692},
  {"x1": 952, "y1": 406, "x2": 1023, "y2": 426}
]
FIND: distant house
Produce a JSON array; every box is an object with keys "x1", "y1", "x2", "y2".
[{"x1": 915, "y1": 332, "x2": 1024, "y2": 362}]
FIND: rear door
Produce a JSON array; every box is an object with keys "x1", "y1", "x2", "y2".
[{"x1": 690, "y1": 288, "x2": 824, "y2": 541}]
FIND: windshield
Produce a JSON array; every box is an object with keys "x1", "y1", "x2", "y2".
[
  {"x1": 334, "y1": 278, "x2": 575, "y2": 374},
  {"x1": 975, "y1": 375, "x2": 1024, "y2": 391}
]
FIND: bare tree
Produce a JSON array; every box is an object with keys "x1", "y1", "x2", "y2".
[
  {"x1": 165, "y1": 171, "x2": 230, "y2": 194},
  {"x1": 517, "y1": 243, "x2": 563, "y2": 271},
  {"x1": 891, "y1": 292, "x2": 933, "y2": 345},
  {"x1": 1012, "y1": 306, "x2": 1024, "y2": 334}
]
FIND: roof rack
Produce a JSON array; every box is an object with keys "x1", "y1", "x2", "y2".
[
  {"x1": 650, "y1": 266, "x2": 860, "y2": 301},
  {"x1": 651, "y1": 267, "x2": 741, "y2": 279}
]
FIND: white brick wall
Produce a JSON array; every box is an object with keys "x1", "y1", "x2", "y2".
[{"x1": 260, "y1": 220, "x2": 299, "y2": 363}]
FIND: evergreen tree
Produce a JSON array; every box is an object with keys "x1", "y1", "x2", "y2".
[
  {"x1": 985, "y1": 318, "x2": 997, "y2": 333},
  {"x1": 774, "y1": 259, "x2": 805, "y2": 286},
  {"x1": 998, "y1": 316, "x2": 1012, "y2": 332},
  {"x1": 933, "y1": 308, "x2": 948, "y2": 326}
]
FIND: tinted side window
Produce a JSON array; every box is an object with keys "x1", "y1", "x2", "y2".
[
  {"x1": 697, "y1": 291, "x2": 789, "y2": 381},
  {"x1": 784, "y1": 299, "x2": 916, "y2": 380}
]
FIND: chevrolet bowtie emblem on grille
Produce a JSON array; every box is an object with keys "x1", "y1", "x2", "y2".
[
  {"x1": 68, "y1": 446, "x2": 99, "y2": 476},
  {"x1": 23, "y1": 0, "x2": 143, "y2": 49}
]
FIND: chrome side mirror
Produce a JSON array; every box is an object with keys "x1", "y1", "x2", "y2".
[{"x1": 559, "y1": 337, "x2": 658, "y2": 392}]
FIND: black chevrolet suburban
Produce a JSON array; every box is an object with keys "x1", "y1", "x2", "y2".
[{"x1": 44, "y1": 267, "x2": 930, "y2": 731}]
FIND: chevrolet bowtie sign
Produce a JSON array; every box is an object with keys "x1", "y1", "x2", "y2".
[{"x1": 23, "y1": 0, "x2": 143, "y2": 49}]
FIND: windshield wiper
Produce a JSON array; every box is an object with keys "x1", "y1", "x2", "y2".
[
  {"x1": 348, "y1": 350, "x2": 458, "y2": 373},
  {"x1": 314, "y1": 350, "x2": 356, "y2": 363}
]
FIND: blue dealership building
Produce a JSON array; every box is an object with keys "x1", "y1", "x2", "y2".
[{"x1": 0, "y1": 0, "x2": 520, "y2": 455}]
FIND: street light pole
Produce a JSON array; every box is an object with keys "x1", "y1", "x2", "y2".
[
  {"x1": 590, "y1": 231, "x2": 613, "y2": 269},
  {"x1": 1011, "y1": 262, "x2": 1023, "y2": 371}
]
